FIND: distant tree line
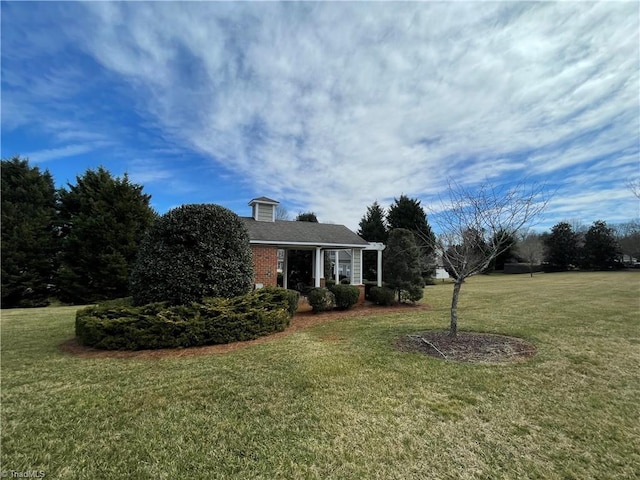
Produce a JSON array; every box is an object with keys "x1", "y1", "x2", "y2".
[
  {"x1": 357, "y1": 196, "x2": 639, "y2": 280},
  {"x1": 2, "y1": 156, "x2": 155, "y2": 308}
]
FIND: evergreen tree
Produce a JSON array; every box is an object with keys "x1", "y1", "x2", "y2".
[
  {"x1": 130, "y1": 204, "x2": 253, "y2": 305},
  {"x1": 489, "y1": 229, "x2": 518, "y2": 271},
  {"x1": 358, "y1": 201, "x2": 388, "y2": 280},
  {"x1": 296, "y1": 212, "x2": 318, "y2": 222},
  {"x1": 544, "y1": 222, "x2": 579, "y2": 271},
  {"x1": 387, "y1": 195, "x2": 436, "y2": 277},
  {"x1": 1, "y1": 156, "x2": 58, "y2": 307},
  {"x1": 57, "y1": 167, "x2": 155, "y2": 303},
  {"x1": 357, "y1": 201, "x2": 387, "y2": 242},
  {"x1": 383, "y1": 228, "x2": 424, "y2": 303},
  {"x1": 582, "y1": 220, "x2": 620, "y2": 270}
]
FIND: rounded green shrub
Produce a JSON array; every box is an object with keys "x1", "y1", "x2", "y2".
[
  {"x1": 76, "y1": 287, "x2": 296, "y2": 350},
  {"x1": 130, "y1": 204, "x2": 254, "y2": 306},
  {"x1": 370, "y1": 286, "x2": 396, "y2": 306},
  {"x1": 328, "y1": 284, "x2": 360, "y2": 310},
  {"x1": 400, "y1": 284, "x2": 424, "y2": 303},
  {"x1": 307, "y1": 287, "x2": 336, "y2": 312}
]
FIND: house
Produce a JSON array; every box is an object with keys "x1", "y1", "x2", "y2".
[{"x1": 241, "y1": 197, "x2": 385, "y2": 302}]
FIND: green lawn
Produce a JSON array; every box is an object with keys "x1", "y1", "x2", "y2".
[{"x1": 2, "y1": 272, "x2": 639, "y2": 479}]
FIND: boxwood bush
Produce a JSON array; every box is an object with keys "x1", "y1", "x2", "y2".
[
  {"x1": 328, "y1": 284, "x2": 360, "y2": 310},
  {"x1": 307, "y1": 288, "x2": 336, "y2": 312},
  {"x1": 129, "y1": 204, "x2": 254, "y2": 306},
  {"x1": 76, "y1": 287, "x2": 298, "y2": 350},
  {"x1": 370, "y1": 286, "x2": 396, "y2": 306}
]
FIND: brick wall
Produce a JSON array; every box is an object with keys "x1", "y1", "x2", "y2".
[{"x1": 251, "y1": 245, "x2": 278, "y2": 287}]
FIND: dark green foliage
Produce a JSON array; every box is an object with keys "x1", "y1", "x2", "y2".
[
  {"x1": 370, "y1": 286, "x2": 396, "y2": 306},
  {"x1": 383, "y1": 228, "x2": 425, "y2": 303},
  {"x1": 296, "y1": 212, "x2": 318, "y2": 222},
  {"x1": 307, "y1": 288, "x2": 336, "y2": 312},
  {"x1": 358, "y1": 201, "x2": 388, "y2": 280},
  {"x1": 582, "y1": 220, "x2": 620, "y2": 270},
  {"x1": 1, "y1": 157, "x2": 58, "y2": 308},
  {"x1": 443, "y1": 228, "x2": 489, "y2": 279},
  {"x1": 544, "y1": 222, "x2": 579, "y2": 271},
  {"x1": 340, "y1": 277, "x2": 351, "y2": 284},
  {"x1": 57, "y1": 166, "x2": 155, "y2": 304},
  {"x1": 387, "y1": 195, "x2": 436, "y2": 278},
  {"x1": 400, "y1": 284, "x2": 424, "y2": 303},
  {"x1": 328, "y1": 284, "x2": 360, "y2": 310},
  {"x1": 75, "y1": 287, "x2": 295, "y2": 350},
  {"x1": 254, "y1": 287, "x2": 300, "y2": 317},
  {"x1": 130, "y1": 204, "x2": 254, "y2": 306},
  {"x1": 358, "y1": 201, "x2": 387, "y2": 242},
  {"x1": 489, "y1": 229, "x2": 518, "y2": 271}
]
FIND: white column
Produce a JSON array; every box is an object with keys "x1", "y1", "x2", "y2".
[
  {"x1": 350, "y1": 248, "x2": 355, "y2": 284},
  {"x1": 283, "y1": 250, "x2": 289, "y2": 289},
  {"x1": 334, "y1": 251, "x2": 339, "y2": 283},
  {"x1": 314, "y1": 247, "x2": 322, "y2": 287},
  {"x1": 377, "y1": 249, "x2": 383, "y2": 287}
]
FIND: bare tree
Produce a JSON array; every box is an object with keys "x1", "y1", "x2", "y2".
[
  {"x1": 517, "y1": 230, "x2": 544, "y2": 277},
  {"x1": 627, "y1": 178, "x2": 640, "y2": 199},
  {"x1": 275, "y1": 205, "x2": 291, "y2": 220},
  {"x1": 421, "y1": 180, "x2": 548, "y2": 337}
]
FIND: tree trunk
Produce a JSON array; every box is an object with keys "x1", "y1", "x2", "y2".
[{"x1": 450, "y1": 280, "x2": 463, "y2": 337}]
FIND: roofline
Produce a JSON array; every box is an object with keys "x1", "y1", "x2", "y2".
[
  {"x1": 249, "y1": 240, "x2": 368, "y2": 249},
  {"x1": 248, "y1": 197, "x2": 279, "y2": 206}
]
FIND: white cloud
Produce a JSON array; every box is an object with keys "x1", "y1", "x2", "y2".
[
  {"x1": 5, "y1": 1, "x2": 638, "y2": 229},
  {"x1": 24, "y1": 144, "x2": 97, "y2": 163}
]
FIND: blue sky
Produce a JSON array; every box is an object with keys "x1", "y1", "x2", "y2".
[{"x1": 2, "y1": 1, "x2": 639, "y2": 231}]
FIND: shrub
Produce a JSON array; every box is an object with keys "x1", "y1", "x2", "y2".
[
  {"x1": 251, "y1": 287, "x2": 300, "y2": 317},
  {"x1": 130, "y1": 204, "x2": 254, "y2": 306},
  {"x1": 328, "y1": 284, "x2": 360, "y2": 310},
  {"x1": 399, "y1": 284, "x2": 424, "y2": 303},
  {"x1": 340, "y1": 277, "x2": 351, "y2": 284},
  {"x1": 307, "y1": 288, "x2": 336, "y2": 312},
  {"x1": 75, "y1": 288, "x2": 295, "y2": 350},
  {"x1": 370, "y1": 286, "x2": 396, "y2": 306}
]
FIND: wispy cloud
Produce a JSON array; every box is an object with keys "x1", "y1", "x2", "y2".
[
  {"x1": 24, "y1": 144, "x2": 97, "y2": 163},
  {"x1": 2, "y1": 2, "x2": 638, "y2": 228}
]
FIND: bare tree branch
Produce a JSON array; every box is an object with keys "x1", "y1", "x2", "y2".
[{"x1": 418, "y1": 180, "x2": 549, "y2": 337}]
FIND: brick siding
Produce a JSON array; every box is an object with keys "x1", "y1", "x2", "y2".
[{"x1": 251, "y1": 245, "x2": 278, "y2": 287}]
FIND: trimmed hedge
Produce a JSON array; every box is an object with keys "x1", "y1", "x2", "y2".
[
  {"x1": 370, "y1": 286, "x2": 396, "y2": 306},
  {"x1": 76, "y1": 287, "x2": 299, "y2": 350},
  {"x1": 307, "y1": 288, "x2": 336, "y2": 312},
  {"x1": 328, "y1": 284, "x2": 360, "y2": 310}
]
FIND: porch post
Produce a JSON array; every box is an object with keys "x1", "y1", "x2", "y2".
[
  {"x1": 377, "y1": 249, "x2": 383, "y2": 287},
  {"x1": 283, "y1": 250, "x2": 288, "y2": 289},
  {"x1": 334, "y1": 250, "x2": 339, "y2": 283},
  {"x1": 350, "y1": 248, "x2": 355, "y2": 285},
  {"x1": 314, "y1": 247, "x2": 322, "y2": 287}
]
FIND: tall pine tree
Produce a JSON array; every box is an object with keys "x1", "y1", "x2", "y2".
[
  {"x1": 1, "y1": 156, "x2": 58, "y2": 307},
  {"x1": 387, "y1": 195, "x2": 436, "y2": 278},
  {"x1": 57, "y1": 166, "x2": 156, "y2": 303},
  {"x1": 582, "y1": 220, "x2": 620, "y2": 270},
  {"x1": 544, "y1": 222, "x2": 579, "y2": 271},
  {"x1": 358, "y1": 201, "x2": 387, "y2": 280}
]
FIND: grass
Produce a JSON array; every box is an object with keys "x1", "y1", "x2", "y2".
[{"x1": 2, "y1": 272, "x2": 639, "y2": 479}]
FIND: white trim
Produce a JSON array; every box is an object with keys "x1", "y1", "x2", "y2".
[{"x1": 250, "y1": 240, "x2": 368, "y2": 249}]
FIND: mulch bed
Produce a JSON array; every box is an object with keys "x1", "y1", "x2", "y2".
[
  {"x1": 396, "y1": 331, "x2": 537, "y2": 363},
  {"x1": 60, "y1": 301, "x2": 430, "y2": 360}
]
